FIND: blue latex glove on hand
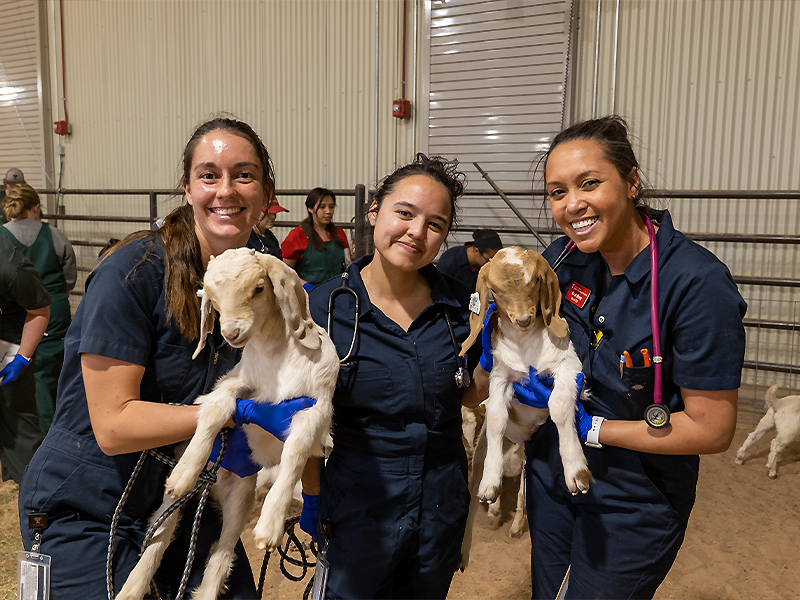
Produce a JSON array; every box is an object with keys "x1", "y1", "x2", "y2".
[
  {"x1": 299, "y1": 492, "x2": 320, "y2": 543},
  {"x1": 302, "y1": 282, "x2": 314, "y2": 293},
  {"x1": 479, "y1": 302, "x2": 498, "y2": 372},
  {"x1": 233, "y1": 397, "x2": 316, "y2": 442},
  {"x1": 209, "y1": 427, "x2": 260, "y2": 478},
  {"x1": 0, "y1": 354, "x2": 29, "y2": 385},
  {"x1": 513, "y1": 369, "x2": 592, "y2": 441}
]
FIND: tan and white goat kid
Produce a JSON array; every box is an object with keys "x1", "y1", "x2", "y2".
[
  {"x1": 458, "y1": 247, "x2": 592, "y2": 568},
  {"x1": 117, "y1": 248, "x2": 337, "y2": 600},
  {"x1": 735, "y1": 384, "x2": 800, "y2": 478}
]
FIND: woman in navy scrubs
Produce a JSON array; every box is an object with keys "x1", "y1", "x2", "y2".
[
  {"x1": 516, "y1": 117, "x2": 746, "y2": 599},
  {"x1": 18, "y1": 118, "x2": 309, "y2": 598},
  {"x1": 302, "y1": 154, "x2": 489, "y2": 599}
]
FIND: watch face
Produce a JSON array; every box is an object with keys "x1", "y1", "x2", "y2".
[{"x1": 644, "y1": 404, "x2": 670, "y2": 428}]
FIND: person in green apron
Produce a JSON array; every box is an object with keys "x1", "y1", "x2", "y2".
[
  {"x1": 2, "y1": 183, "x2": 77, "y2": 434},
  {"x1": 281, "y1": 187, "x2": 351, "y2": 285},
  {"x1": 0, "y1": 235, "x2": 50, "y2": 484}
]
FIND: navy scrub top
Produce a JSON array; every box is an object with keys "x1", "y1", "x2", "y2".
[
  {"x1": 20, "y1": 237, "x2": 239, "y2": 525},
  {"x1": 436, "y1": 244, "x2": 479, "y2": 291},
  {"x1": 543, "y1": 209, "x2": 747, "y2": 422},
  {"x1": 308, "y1": 255, "x2": 478, "y2": 459}
]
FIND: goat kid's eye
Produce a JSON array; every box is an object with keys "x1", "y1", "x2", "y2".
[{"x1": 254, "y1": 285, "x2": 264, "y2": 295}]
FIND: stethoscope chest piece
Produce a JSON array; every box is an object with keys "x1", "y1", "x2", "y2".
[
  {"x1": 644, "y1": 403, "x2": 670, "y2": 428},
  {"x1": 454, "y1": 362, "x2": 471, "y2": 389}
]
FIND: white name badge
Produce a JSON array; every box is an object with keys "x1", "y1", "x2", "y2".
[{"x1": 18, "y1": 551, "x2": 51, "y2": 600}]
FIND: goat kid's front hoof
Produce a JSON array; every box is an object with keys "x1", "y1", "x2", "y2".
[
  {"x1": 252, "y1": 515, "x2": 285, "y2": 550},
  {"x1": 567, "y1": 469, "x2": 594, "y2": 496},
  {"x1": 165, "y1": 467, "x2": 199, "y2": 500},
  {"x1": 734, "y1": 455, "x2": 745, "y2": 465},
  {"x1": 477, "y1": 482, "x2": 501, "y2": 504}
]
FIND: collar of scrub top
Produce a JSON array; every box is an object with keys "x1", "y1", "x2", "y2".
[{"x1": 348, "y1": 254, "x2": 464, "y2": 320}]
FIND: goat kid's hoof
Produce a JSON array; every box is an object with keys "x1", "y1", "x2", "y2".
[
  {"x1": 478, "y1": 484, "x2": 501, "y2": 504},
  {"x1": 734, "y1": 456, "x2": 745, "y2": 465},
  {"x1": 165, "y1": 470, "x2": 197, "y2": 500},
  {"x1": 567, "y1": 469, "x2": 594, "y2": 496},
  {"x1": 252, "y1": 516, "x2": 285, "y2": 550}
]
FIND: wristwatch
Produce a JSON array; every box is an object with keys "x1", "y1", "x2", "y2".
[{"x1": 584, "y1": 416, "x2": 605, "y2": 449}]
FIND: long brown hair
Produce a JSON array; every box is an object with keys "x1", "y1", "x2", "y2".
[
  {"x1": 301, "y1": 187, "x2": 345, "y2": 251},
  {"x1": 102, "y1": 117, "x2": 275, "y2": 340}
]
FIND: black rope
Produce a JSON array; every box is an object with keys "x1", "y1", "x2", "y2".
[
  {"x1": 107, "y1": 431, "x2": 228, "y2": 600},
  {"x1": 255, "y1": 516, "x2": 319, "y2": 600}
]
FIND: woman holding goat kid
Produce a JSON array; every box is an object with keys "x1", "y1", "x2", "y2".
[
  {"x1": 487, "y1": 116, "x2": 746, "y2": 599},
  {"x1": 301, "y1": 154, "x2": 490, "y2": 599},
  {"x1": 19, "y1": 117, "x2": 314, "y2": 598}
]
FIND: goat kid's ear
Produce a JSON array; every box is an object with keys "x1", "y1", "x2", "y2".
[
  {"x1": 460, "y1": 263, "x2": 491, "y2": 356},
  {"x1": 537, "y1": 257, "x2": 569, "y2": 339},
  {"x1": 265, "y1": 257, "x2": 321, "y2": 351},
  {"x1": 193, "y1": 288, "x2": 217, "y2": 359}
]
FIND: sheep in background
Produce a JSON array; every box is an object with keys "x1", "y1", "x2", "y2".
[
  {"x1": 735, "y1": 384, "x2": 800, "y2": 478},
  {"x1": 458, "y1": 247, "x2": 592, "y2": 569},
  {"x1": 117, "y1": 248, "x2": 338, "y2": 600}
]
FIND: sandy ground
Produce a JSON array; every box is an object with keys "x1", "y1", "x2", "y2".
[
  {"x1": 2, "y1": 426, "x2": 798, "y2": 599},
  {"x1": 247, "y1": 427, "x2": 800, "y2": 599}
]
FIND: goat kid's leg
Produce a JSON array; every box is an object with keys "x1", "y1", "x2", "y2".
[
  {"x1": 509, "y1": 456, "x2": 527, "y2": 539},
  {"x1": 548, "y1": 378, "x2": 592, "y2": 495},
  {"x1": 191, "y1": 473, "x2": 257, "y2": 600},
  {"x1": 253, "y1": 405, "x2": 329, "y2": 550},
  {"x1": 735, "y1": 410, "x2": 775, "y2": 465},
  {"x1": 167, "y1": 386, "x2": 240, "y2": 499},
  {"x1": 478, "y1": 377, "x2": 512, "y2": 503},
  {"x1": 116, "y1": 495, "x2": 183, "y2": 600},
  {"x1": 459, "y1": 419, "x2": 487, "y2": 571}
]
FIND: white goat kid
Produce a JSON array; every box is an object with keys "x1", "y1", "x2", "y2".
[
  {"x1": 458, "y1": 247, "x2": 592, "y2": 569},
  {"x1": 117, "y1": 248, "x2": 337, "y2": 600},
  {"x1": 735, "y1": 384, "x2": 800, "y2": 478}
]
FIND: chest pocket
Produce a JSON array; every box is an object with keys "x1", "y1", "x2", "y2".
[
  {"x1": 150, "y1": 340, "x2": 195, "y2": 404},
  {"x1": 335, "y1": 365, "x2": 395, "y2": 416},
  {"x1": 432, "y1": 361, "x2": 462, "y2": 428}
]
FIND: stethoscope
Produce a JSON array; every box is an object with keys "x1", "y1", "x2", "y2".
[
  {"x1": 326, "y1": 267, "x2": 471, "y2": 388},
  {"x1": 551, "y1": 212, "x2": 669, "y2": 429}
]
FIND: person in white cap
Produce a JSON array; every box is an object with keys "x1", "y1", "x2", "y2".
[{"x1": 1, "y1": 168, "x2": 26, "y2": 225}]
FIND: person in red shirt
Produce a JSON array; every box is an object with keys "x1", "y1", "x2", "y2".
[{"x1": 281, "y1": 188, "x2": 350, "y2": 286}]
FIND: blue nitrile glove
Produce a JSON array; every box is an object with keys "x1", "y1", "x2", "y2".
[
  {"x1": 209, "y1": 426, "x2": 260, "y2": 478},
  {"x1": 512, "y1": 367, "x2": 557, "y2": 409},
  {"x1": 299, "y1": 492, "x2": 319, "y2": 543},
  {"x1": 302, "y1": 282, "x2": 314, "y2": 293},
  {"x1": 479, "y1": 302, "x2": 498, "y2": 372},
  {"x1": 233, "y1": 397, "x2": 316, "y2": 442},
  {"x1": 574, "y1": 399, "x2": 593, "y2": 443},
  {"x1": 0, "y1": 354, "x2": 30, "y2": 385}
]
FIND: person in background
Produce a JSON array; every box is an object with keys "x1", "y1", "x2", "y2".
[
  {"x1": 301, "y1": 154, "x2": 490, "y2": 599},
  {"x1": 248, "y1": 193, "x2": 288, "y2": 259},
  {"x1": 436, "y1": 228, "x2": 503, "y2": 291},
  {"x1": 2, "y1": 183, "x2": 77, "y2": 434},
  {"x1": 0, "y1": 168, "x2": 26, "y2": 225},
  {"x1": 281, "y1": 187, "x2": 350, "y2": 286},
  {"x1": 0, "y1": 236, "x2": 50, "y2": 484},
  {"x1": 18, "y1": 117, "x2": 314, "y2": 597},
  {"x1": 502, "y1": 116, "x2": 746, "y2": 599}
]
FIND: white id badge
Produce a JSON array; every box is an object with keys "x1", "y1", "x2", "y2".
[
  {"x1": 468, "y1": 292, "x2": 481, "y2": 315},
  {"x1": 311, "y1": 547, "x2": 330, "y2": 600},
  {"x1": 18, "y1": 551, "x2": 51, "y2": 600}
]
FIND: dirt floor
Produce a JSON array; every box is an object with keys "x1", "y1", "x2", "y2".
[{"x1": 2, "y1": 426, "x2": 799, "y2": 599}]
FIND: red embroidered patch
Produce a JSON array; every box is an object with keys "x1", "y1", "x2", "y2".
[{"x1": 566, "y1": 281, "x2": 591, "y2": 309}]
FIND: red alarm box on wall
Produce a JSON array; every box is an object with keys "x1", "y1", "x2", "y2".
[{"x1": 392, "y1": 99, "x2": 411, "y2": 119}]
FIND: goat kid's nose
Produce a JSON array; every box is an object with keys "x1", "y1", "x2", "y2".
[{"x1": 514, "y1": 315, "x2": 532, "y2": 329}]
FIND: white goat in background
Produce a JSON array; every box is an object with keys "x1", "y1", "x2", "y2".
[
  {"x1": 459, "y1": 247, "x2": 592, "y2": 569},
  {"x1": 117, "y1": 248, "x2": 338, "y2": 600},
  {"x1": 735, "y1": 384, "x2": 800, "y2": 478}
]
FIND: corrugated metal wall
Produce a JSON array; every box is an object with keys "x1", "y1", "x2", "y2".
[
  {"x1": 569, "y1": 0, "x2": 800, "y2": 398},
  {"x1": 41, "y1": 0, "x2": 420, "y2": 297},
  {"x1": 0, "y1": 0, "x2": 52, "y2": 190}
]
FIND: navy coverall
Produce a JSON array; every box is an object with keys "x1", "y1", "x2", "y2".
[
  {"x1": 18, "y1": 237, "x2": 257, "y2": 599},
  {"x1": 308, "y1": 256, "x2": 477, "y2": 599},
  {"x1": 527, "y1": 210, "x2": 747, "y2": 599}
]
